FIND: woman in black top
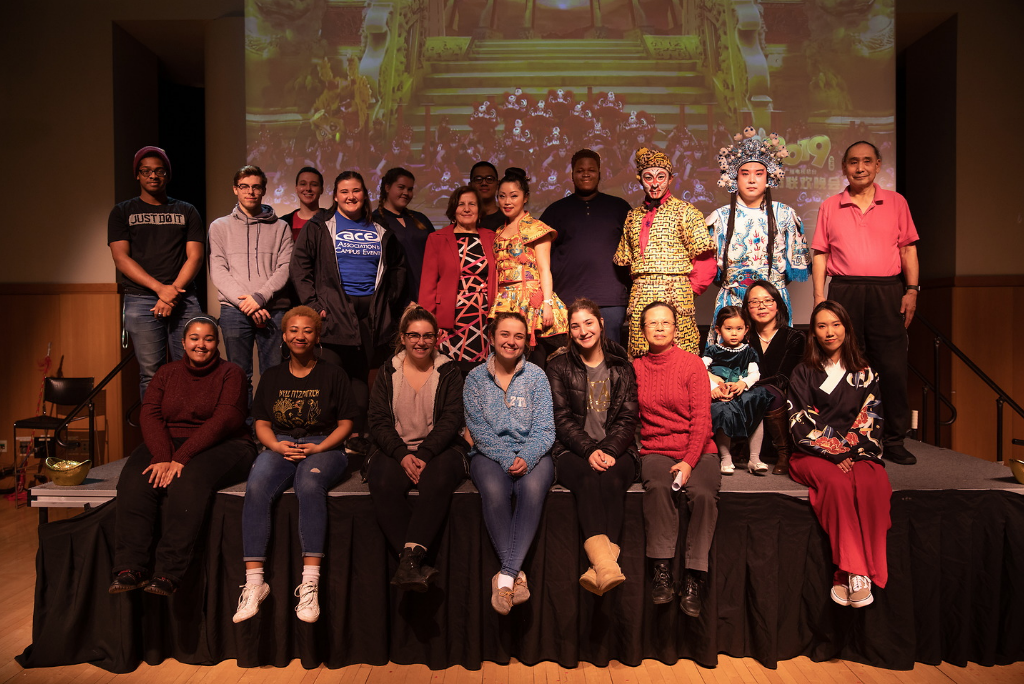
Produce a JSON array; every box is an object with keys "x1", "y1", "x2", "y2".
[
  {"x1": 742, "y1": 280, "x2": 805, "y2": 474},
  {"x1": 546, "y1": 298, "x2": 639, "y2": 595},
  {"x1": 365, "y1": 304, "x2": 468, "y2": 592},
  {"x1": 233, "y1": 306, "x2": 357, "y2": 625},
  {"x1": 371, "y1": 167, "x2": 434, "y2": 308}
]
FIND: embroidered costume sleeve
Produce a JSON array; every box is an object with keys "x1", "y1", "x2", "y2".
[{"x1": 787, "y1": 363, "x2": 884, "y2": 465}]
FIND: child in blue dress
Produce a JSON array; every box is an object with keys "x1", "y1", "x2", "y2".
[{"x1": 703, "y1": 306, "x2": 772, "y2": 475}]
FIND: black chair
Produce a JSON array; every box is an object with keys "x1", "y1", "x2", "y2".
[{"x1": 13, "y1": 377, "x2": 95, "y2": 505}]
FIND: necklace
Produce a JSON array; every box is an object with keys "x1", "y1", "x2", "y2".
[{"x1": 757, "y1": 329, "x2": 777, "y2": 345}]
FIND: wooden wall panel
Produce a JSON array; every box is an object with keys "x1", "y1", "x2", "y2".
[
  {"x1": 0, "y1": 294, "x2": 63, "y2": 473},
  {"x1": 59, "y1": 292, "x2": 123, "y2": 464},
  {"x1": 949, "y1": 287, "x2": 1022, "y2": 461},
  {"x1": 0, "y1": 285, "x2": 124, "y2": 474}
]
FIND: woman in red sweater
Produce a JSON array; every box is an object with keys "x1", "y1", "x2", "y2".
[
  {"x1": 632, "y1": 301, "x2": 719, "y2": 618},
  {"x1": 109, "y1": 316, "x2": 257, "y2": 596}
]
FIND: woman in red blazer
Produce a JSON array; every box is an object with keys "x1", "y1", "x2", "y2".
[{"x1": 419, "y1": 186, "x2": 497, "y2": 374}]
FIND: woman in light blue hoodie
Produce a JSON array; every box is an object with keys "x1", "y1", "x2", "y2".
[{"x1": 464, "y1": 311, "x2": 555, "y2": 615}]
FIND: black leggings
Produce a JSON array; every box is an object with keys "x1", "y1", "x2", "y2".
[
  {"x1": 555, "y1": 452, "x2": 635, "y2": 542},
  {"x1": 114, "y1": 437, "x2": 257, "y2": 582},
  {"x1": 366, "y1": 447, "x2": 466, "y2": 553}
]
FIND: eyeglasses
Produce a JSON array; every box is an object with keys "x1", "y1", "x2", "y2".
[
  {"x1": 643, "y1": 321, "x2": 675, "y2": 330},
  {"x1": 236, "y1": 183, "x2": 266, "y2": 193},
  {"x1": 747, "y1": 297, "x2": 776, "y2": 309},
  {"x1": 403, "y1": 332, "x2": 437, "y2": 342},
  {"x1": 139, "y1": 167, "x2": 168, "y2": 178},
  {"x1": 471, "y1": 175, "x2": 497, "y2": 184}
]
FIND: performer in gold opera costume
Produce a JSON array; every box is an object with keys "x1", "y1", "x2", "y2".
[{"x1": 615, "y1": 147, "x2": 716, "y2": 356}]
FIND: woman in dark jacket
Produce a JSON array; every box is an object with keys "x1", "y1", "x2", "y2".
[
  {"x1": 365, "y1": 304, "x2": 468, "y2": 592},
  {"x1": 290, "y1": 170, "x2": 408, "y2": 384},
  {"x1": 743, "y1": 279, "x2": 806, "y2": 474},
  {"x1": 546, "y1": 298, "x2": 639, "y2": 595}
]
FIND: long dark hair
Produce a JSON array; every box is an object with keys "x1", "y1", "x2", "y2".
[
  {"x1": 565, "y1": 298, "x2": 605, "y2": 351},
  {"x1": 741, "y1": 279, "x2": 789, "y2": 342},
  {"x1": 332, "y1": 170, "x2": 372, "y2": 223},
  {"x1": 803, "y1": 300, "x2": 868, "y2": 372},
  {"x1": 379, "y1": 167, "x2": 427, "y2": 231},
  {"x1": 723, "y1": 186, "x2": 776, "y2": 285}
]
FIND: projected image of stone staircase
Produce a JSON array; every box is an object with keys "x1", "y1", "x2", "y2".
[{"x1": 406, "y1": 37, "x2": 711, "y2": 151}]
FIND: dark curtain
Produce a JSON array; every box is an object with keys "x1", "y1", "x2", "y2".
[{"x1": 17, "y1": 490, "x2": 1024, "y2": 673}]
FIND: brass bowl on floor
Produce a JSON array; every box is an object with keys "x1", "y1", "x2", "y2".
[
  {"x1": 1009, "y1": 459, "x2": 1024, "y2": 486},
  {"x1": 44, "y1": 457, "x2": 92, "y2": 486}
]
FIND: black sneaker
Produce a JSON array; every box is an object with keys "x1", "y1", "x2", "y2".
[
  {"x1": 651, "y1": 561, "x2": 674, "y2": 604},
  {"x1": 108, "y1": 569, "x2": 147, "y2": 594},
  {"x1": 884, "y1": 444, "x2": 917, "y2": 465},
  {"x1": 144, "y1": 576, "x2": 177, "y2": 596},
  {"x1": 679, "y1": 571, "x2": 704, "y2": 617},
  {"x1": 345, "y1": 436, "x2": 372, "y2": 456}
]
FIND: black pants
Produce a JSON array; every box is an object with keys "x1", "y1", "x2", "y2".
[
  {"x1": 322, "y1": 293, "x2": 376, "y2": 384},
  {"x1": 828, "y1": 275, "x2": 909, "y2": 446},
  {"x1": 366, "y1": 447, "x2": 466, "y2": 553},
  {"x1": 113, "y1": 437, "x2": 256, "y2": 583},
  {"x1": 555, "y1": 452, "x2": 635, "y2": 542},
  {"x1": 529, "y1": 334, "x2": 568, "y2": 369}
]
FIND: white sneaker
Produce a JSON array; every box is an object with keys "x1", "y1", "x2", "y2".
[
  {"x1": 294, "y1": 580, "x2": 320, "y2": 623},
  {"x1": 233, "y1": 582, "x2": 270, "y2": 623},
  {"x1": 849, "y1": 574, "x2": 873, "y2": 608}
]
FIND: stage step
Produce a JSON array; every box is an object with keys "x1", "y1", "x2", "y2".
[{"x1": 406, "y1": 36, "x2": 713, "y2": 144}]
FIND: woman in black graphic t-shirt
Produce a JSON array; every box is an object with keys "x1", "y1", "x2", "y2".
[{"x1": 233, "y1": 306, "x2": 357, "y2": 625}]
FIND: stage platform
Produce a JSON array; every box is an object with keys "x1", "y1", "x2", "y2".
[{"x1": 17, "y1": 441, "x2": 1024, "y2": 673}]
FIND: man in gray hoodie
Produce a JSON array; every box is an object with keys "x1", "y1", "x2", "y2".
[{"x1": 209, "y1": 165, "x2": 294, "y2": 406}]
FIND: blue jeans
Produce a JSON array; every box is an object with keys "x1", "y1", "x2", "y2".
[
  {"x1": 470, "y1": 455, "x2": 554, "y2": 578},
  {"x1": 123, "y1": 293, "x2": 203, "y2": 400},
  {"x1": 241, "y1": 435, "x2": 349, "y2": 560},
  {"x1": 219, "y1": 306, "x2": 285, "y2": 408}
]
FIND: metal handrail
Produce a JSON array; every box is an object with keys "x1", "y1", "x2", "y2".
[
  {"x1": 53, "y1": 350, "x2": 136, "y2": 449},
  {"x1": 907, "y1": 362, "x2": 957, "y2": 436},
  {"x1": 913, "y1": 314, "x2": 1024, "y2": 462}
]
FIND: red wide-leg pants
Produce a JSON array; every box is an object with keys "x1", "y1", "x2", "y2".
[{"x1": 789, "y1": 454, "x2": 892, "y2": 587}]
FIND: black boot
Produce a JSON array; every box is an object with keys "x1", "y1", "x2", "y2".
[
  {"x1": 391, "y1": 546, "x2": 438, "y2": 592},
  {"x1": 679, "y1": 570, "x2": 704, "y2": 617},
  {"x1": 651, "y1": 560, "x2": 674, "y2": 604}
]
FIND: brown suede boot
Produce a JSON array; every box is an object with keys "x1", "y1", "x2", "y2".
[
  {"x1": 765, "y1": 407, "x2": 792, "y2": 475},
  {"x1": 581, "y1": 535, "x2": 626, "y2": 595},
  {"x1": 579, "y1": 539, "x2": 620, "y2": 595}
]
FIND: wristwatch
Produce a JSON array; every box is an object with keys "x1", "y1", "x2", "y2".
[{"x1": 905, "y1": 285, "x2": 920, "y2": 292}]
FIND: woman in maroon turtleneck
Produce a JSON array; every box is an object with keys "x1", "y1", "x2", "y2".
[
  {"x1": 632, "y1": 301, "x2": 719, "y2": 619},
  {"x1": 109, "y1": 316, "x2": 257, "y2": 597}
]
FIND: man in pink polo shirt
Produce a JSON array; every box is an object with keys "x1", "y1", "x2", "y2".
[{"x1": 812, "y1": 141, "x2": 920, "y2": 465}]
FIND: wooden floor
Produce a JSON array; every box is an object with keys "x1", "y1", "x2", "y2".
[{"x1": 1, "y1": 497, "x2": 1021, "y2": 684}]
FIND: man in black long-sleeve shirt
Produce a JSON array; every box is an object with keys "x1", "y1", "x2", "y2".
[{"x1": 540, "y1": 149, "x2": 632, "y2": 344}]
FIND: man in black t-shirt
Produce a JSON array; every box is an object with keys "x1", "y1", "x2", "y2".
[
  {"x1": 540, "y1": 149, "x2": 632, "y2": 344},
  {"x1": 108, "y1": 146, "x2": 205, "y2": 399}
]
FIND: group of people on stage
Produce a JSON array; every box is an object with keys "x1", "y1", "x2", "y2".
[{"x1": 105, "y1": 130, "x2": 919, "y2": 624}]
